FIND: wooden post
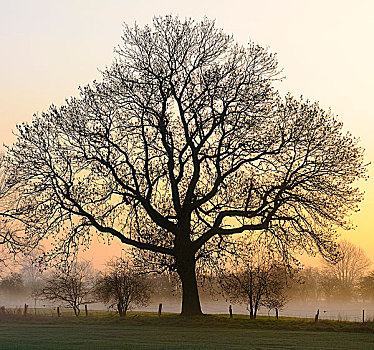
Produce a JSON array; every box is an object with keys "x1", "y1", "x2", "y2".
[
  {"x1": 23, "y1": 304, "x2": 28, "y2": 316},
  {"x1": 158, "y1": 303, "x2": 162, "y2": 317},
  {"x1": 314, "y1": 309, "x2": 319, "y2": 323},
  {"x1": 229, "y1": 304, "x2": 233, "y2": 319},
  {"x1": 57, "y1": 306, "x2": 60, "y2": 317},
  {"x1": 363, "y1": 309, "x2": 365, "y2": 323},
  {"x1": 85, "y1": 305, "x2": 88, "y2": 317},
  {"x1": 275, "y1": 308, "x2": 279, "y2": 320}
]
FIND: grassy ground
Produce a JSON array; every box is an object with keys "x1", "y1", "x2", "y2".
[{"x1": 1, "y1": 312, "x2": 374, "y2": 349}]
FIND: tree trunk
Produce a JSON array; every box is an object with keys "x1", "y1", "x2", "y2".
[
  {"x1": 250, "y1": 309, "x2": 255, "y2": 319},
  {"x1": 248, "y1": 298, "x2": 255, "y2": 319},
  {"x1": 118, "y1": 302, "x2": 126, "y2": 317},
  {"x1": 253, "y1": 300, "x2": 259, "y2": 319},
  {"x1": 73, "y1": 306, "x2": 80, "y2": 317},
  {"x1": 176, "y1": 255, "x2": 203, "y2": 317}
]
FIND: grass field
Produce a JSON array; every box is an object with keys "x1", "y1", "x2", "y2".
[{"x1": 1, "y1": 312, "x2": 374, "y2": 349}]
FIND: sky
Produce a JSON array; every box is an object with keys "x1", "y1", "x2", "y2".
[{"x1": 1, "y1": 0, "x2": 374, "y2": 267}]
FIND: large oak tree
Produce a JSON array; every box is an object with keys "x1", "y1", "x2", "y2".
[{"x1": 2, "y1": 16, "x2": 366, "y2": 316}]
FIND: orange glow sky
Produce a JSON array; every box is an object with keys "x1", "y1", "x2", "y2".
[{"x1": 1, "y1": 0, "x2": 374, "y2": 268}]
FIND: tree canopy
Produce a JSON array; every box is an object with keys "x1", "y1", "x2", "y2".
[{"x1": 1, "y1": 16, "x2": 367, "y2": 316}]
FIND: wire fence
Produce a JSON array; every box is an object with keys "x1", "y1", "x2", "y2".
[{"x1": 2, "y1": 300, "x2": 374, "y2": 322}]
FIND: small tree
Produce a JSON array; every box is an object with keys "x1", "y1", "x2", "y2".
[
  {"x1": 40, "y1": 261, "x2": 95, "y2": 316},
  {"x1": 95, "y1": 258, "x2": 151, "y2": 316},
  {"x1": 220, "y1": 237, "x2": 290, "y2": 318}
]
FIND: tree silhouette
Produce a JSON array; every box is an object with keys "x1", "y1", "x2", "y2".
[
  {"x1": 321, "y1": 240, "x2": 371, "y2": 300},
  {"x1": 218, "y1": 237, "x2": 290, "y2": 319},
  {"x1": 323, "y1": 240, "x2": 371, "y2": 285},
  {"x1": 2, "y1": 16, "x2": 366, "y2": 316},
  {"x1": 39, "y1": 261, "x2": 95, "y2": 317},
  {"x1": 95, "y1": 258, "x2": 151, "y2": 316}
]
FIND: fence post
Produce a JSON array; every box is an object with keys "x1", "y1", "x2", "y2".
[
  {"x1": 57, "y1": 306, "x2": 60, "y2": 317},
  {"x1": 158, "y1": 303, "x2": 162, "y2": 317},
  {"x1": 314, "y1": 309, "x2": 319, "y2": 323},
  {"x1": 229, "y1": 304, "x2": 233, "y2": 319},
  {"x1": 275, "y1": 308, "x2": 279, "y2": 320},
  {"x1": 23, "y1": 304, "x2": 28, "y2": 316},
  {"x1": 85, "y1": 305, "x2": 88, "y2": 317},
  {"x1": 363, "y1": 309, "x2": 365, "y2": 323}
]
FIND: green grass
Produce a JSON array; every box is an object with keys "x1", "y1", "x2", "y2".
[{"x1": 1, "y1": 312, "x2": 374, "y2": 349}]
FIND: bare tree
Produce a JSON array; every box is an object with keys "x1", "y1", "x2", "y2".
[
  {"x1": 318, "y1": 240, "x2": 371, "y2": 300},
  {"x1": 95, "y1": 258, "x2": 151, "y2": 316},
  {"x1": 323, "y1": 240, "x2": 371, "y2": 284},
  {"x1": 40, "y1": 261, "x2": 95, "y2": 316},
  {"x1": 2, "y1": 16, "x2": 367, "y2": 316},
  {"x1": 219, "y1": 237, "x2": 290, "y2": 318}
]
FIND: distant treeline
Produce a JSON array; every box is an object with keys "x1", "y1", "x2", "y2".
[{"x1": 1, "y1": 241, "x2": 372, "y2": 317}]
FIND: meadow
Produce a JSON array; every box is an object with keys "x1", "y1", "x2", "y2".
[{"x1": 1, "y1": 311, "x2": 374, "y2": 350}]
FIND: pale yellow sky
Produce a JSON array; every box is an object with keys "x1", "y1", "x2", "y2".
[{"x1": 1, "y1": 0, "x2": 374, "y2": 267}]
